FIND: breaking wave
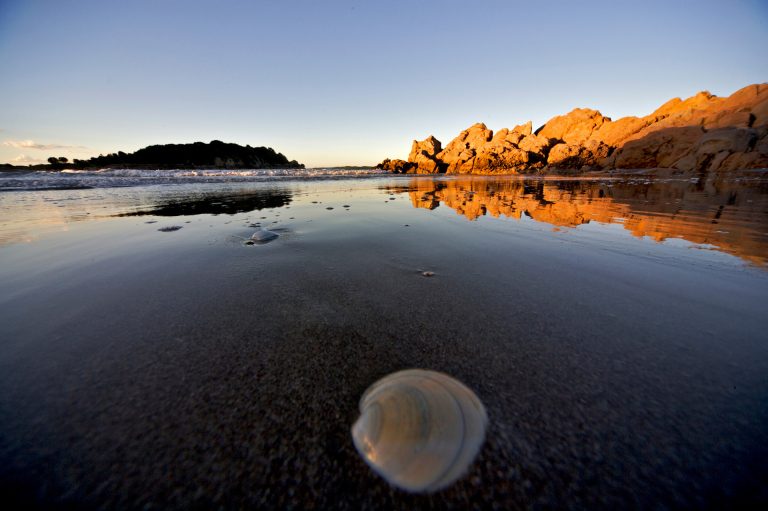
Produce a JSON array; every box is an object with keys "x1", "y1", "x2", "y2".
[{"x1": 0, "y1": 167, "x2": 386, "y2": 191}]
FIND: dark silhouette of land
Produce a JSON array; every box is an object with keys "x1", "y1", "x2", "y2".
[{"x1": 0, "y1": 140, "x2": 304, "y2": 171}]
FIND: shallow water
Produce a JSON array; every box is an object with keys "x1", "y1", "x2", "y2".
[
  {"x1": 2, "y1": 172, "x2": 767, "y2": 266},
  {"x1": 1, "y1": 172, "x2": 767, "y2": 508}
]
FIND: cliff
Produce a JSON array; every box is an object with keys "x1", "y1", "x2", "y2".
[{"x1": 377, "y1": 84, "x2": 768, "y2": 174}]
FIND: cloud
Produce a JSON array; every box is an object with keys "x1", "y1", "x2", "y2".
[
  {"x1": 2, "y1": 139, "x2": 87, "y2": 150},
  {"x1": 12, "y1": 154, "x2": 45, "y2": 164}
]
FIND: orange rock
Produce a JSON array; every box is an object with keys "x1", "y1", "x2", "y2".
[
  {"x1": 614, "y1": 126, "x2": 704, "y2": 170},
  {"x1": 588, "y1": 116, "x2": 650, "y2": 147},
  {"x1": 537, "y1": 108, "x2": 610, "y2": 145},
  {"x1": 407, "y1": 135, "x2": 443, "y2": 173},
  {"x1": 378, "y1": 83, "x2": 768, "y2": 174},
  {"x1": 547, "y1": 140, "x2": 610, "y2": 169}
]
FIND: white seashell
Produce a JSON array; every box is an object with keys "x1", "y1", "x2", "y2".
[
  {"x1": 351, "y1": 369, "x2": 487, "y2": 493},
  {"x1": 250, "y1": 228, "x2": 279, "y2": 243}
]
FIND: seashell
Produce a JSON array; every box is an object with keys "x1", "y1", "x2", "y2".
[
  {"x1": 250, "y1": 228, "x2": 279, "y2": 243},
  {"x1": 351, "y1": 369, "x2": 487, "y2": 493}
]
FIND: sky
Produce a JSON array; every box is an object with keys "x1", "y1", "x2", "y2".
[{"x1": 0, "y1": 0, "x2": 767, "y2": 167}]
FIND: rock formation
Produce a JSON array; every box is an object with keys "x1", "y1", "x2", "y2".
[{"x1": 376, "y1": 84, "x2": 768, "y2": 174}]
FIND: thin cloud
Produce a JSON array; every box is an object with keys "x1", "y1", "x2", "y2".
[
  {"x1": 12, "y1": 154, "x2": 45, "y2": 164},
  {"x1": 2, "y1": 139, "x2": 87, "y2": 150}
]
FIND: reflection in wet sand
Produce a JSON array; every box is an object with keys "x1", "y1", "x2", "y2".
[
  {"x1": 2, "y1": 176, "x2": 767, "y2": 266},
  {"x1": 118, "y1": 189, "x2": 293, "y2": 217},
  {"x1": 0, "y1": 188, "x2": 294, "y2": 247},
  {"x1": 0, "y1": 199, "x2": 71, "y2": 246},
  {"x1": 396, "y1": 177, "x2": 768, "y2": 265}
]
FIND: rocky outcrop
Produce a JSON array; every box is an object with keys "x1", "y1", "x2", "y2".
[
  {"x1": 377, "y1": 83, "x2": 768, "y2": 174},
  {"x1": 408, "y1": 135, "x2": 443, "y2": 173},
  {"x1": 376, "y1": 158, "x2": 414, "y2": 173},
  {"x1": 537, "y1": 108, "x2": 609, "y2": 145}
]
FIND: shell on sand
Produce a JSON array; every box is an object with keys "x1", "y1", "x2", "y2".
[
  {"x1": 250, "y1": 228, "x2": 279, "y2": 243},
  {"x1": 351, "y1": 369, "x2": 487, "y2": 493}
]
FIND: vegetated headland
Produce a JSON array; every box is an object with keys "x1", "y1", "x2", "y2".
[
  {"x1": 0, "y1": 140, "x2": 304, "y2": 171},
  {"x1": 377, "y1": 83, "x2": 768, "y2": 175}
]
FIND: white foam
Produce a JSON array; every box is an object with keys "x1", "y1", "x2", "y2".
[{"x1": 1, "y1": 167, "x2": 387, "y2": 191}]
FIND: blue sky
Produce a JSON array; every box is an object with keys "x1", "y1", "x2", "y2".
[{"x1": 1, "y1": 0, "x2": 766, "y2": 167}]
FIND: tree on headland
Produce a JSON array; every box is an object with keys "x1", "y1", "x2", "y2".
[{"x1": 46, "y1": 156, "x2": 70, "y2": 169}]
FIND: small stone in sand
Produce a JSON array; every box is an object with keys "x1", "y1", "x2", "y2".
[
  {"x1": 158, "y1": 226, "x2": 183, "y2": 232},
  {"x1": 343, "y1": 205, "x2": 350, "y2": 208},
  {"x1": 326, "y1": 207, "x2": 334, "y2": 210},
  {"x1": 250, "y1": 228, "x2": 279, "y2": 243},
  {"x1": 145, "y1": 221, "x2": 157, "y2": 224}
]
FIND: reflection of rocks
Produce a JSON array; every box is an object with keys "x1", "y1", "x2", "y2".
[
  {"x1": 378, "y1": 83, "x2": 768, "y2": 174},
  {"x1": 398, "y1": 177, "x2": 768, "y2": 265}
]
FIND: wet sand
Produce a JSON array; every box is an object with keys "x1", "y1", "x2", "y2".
[{"x1": 1, "y1": 176, "x2": 767, "y2": 509}]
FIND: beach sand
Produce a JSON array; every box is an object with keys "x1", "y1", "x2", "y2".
[{"x1": 1, "y1": 176, "x2": 767, "y2": 509}]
